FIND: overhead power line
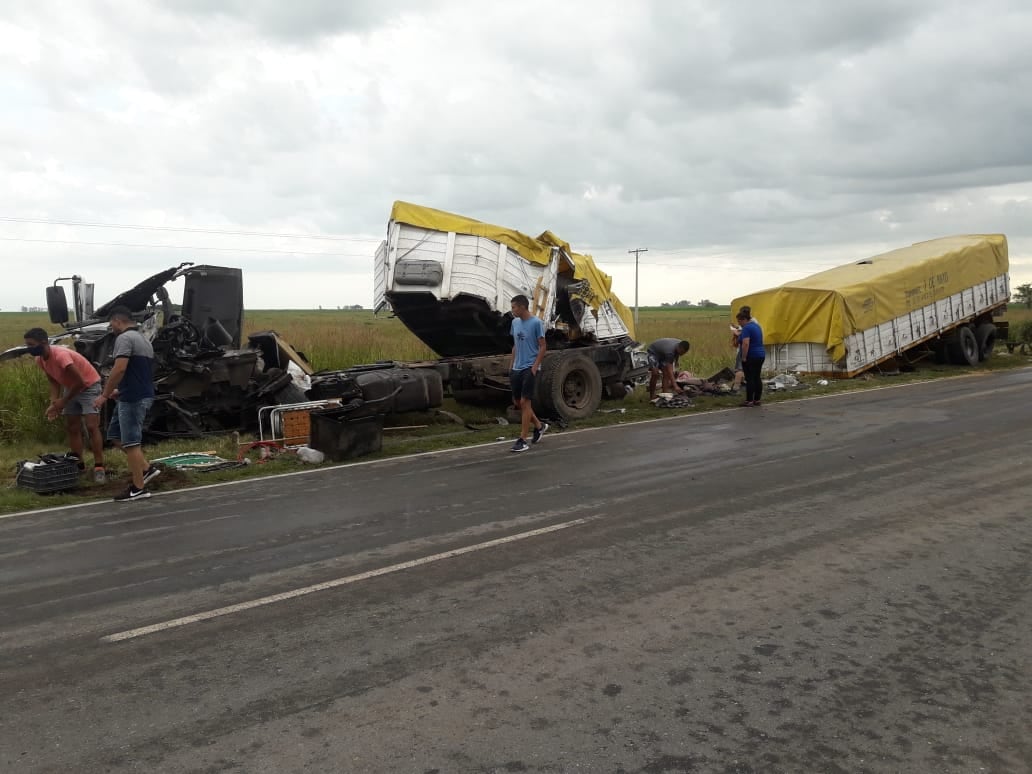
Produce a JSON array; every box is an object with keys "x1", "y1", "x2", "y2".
[
  {"x1": 0, "y1": 235, "x2": 373, "y2": 258},
  {"x1": 0, "y1": 215, "x2": 381, "y2": 242}
]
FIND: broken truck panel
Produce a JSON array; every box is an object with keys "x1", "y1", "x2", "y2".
[
  {"x1": 380, "y1": 200, "x2": 635, "y2": 357},
  {"x1": 358, "y1": 202, "x2": 650, "y2": 422},
  {"x1": 732, "y1": 234, "x2": 1011, "y2": 377}
]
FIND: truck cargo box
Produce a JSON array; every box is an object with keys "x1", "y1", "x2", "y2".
[
  {"x1": 731, "y1": 235, "x2": 1010, "y2": 377},
  {"x1": 374, "y1": 201, "x2": 637, "y2": 357}
]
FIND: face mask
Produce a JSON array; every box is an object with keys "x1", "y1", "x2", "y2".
[{"x1": 26, "y1": 345, "x2": 46, "y2": 356}]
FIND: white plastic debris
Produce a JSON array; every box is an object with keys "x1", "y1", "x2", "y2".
[
  {"x1": 296, "y1": 446, "x2": 325, "y2": 464},
  {"x1": 817, "y1": 379, "x2": 829, "y2": 386},
  {"x1": 287, "y1": 360, "x2": 312, "y2": 392}
]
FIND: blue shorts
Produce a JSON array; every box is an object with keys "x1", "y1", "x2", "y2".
[
  {"x1": 510, "y1": 368, "x2": 536, "y2": 401},
  {"x1": 107, "y1": 398, "x2": 153, "y2": 448}
]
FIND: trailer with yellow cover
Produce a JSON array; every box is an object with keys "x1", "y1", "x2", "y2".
[{"x1": 731, "y1": 235, "x2": 1010, "y2": 377}]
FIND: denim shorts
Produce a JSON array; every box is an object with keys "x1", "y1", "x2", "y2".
[
  {"x1": 63, "y1": 382, "x2": 103, "y2": 415},
  {"x1": 510, "y1": 367, "x2": 536, "y2": 401},
  {"x1": 106, "y1": 398, "x2": 153, "y2": 448}
]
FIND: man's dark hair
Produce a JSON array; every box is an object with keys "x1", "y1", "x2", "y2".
[
  {"x1": 24, "y1": 327, "x2": 49, "y2": 343},
  {"x1": 738, "y1": 306, "x2": 752, "y2": 318},
  {"x1": 736, "y1": 311, "x2": 750, "y2": 322},
  {"x1": 678, "y1": 340, "x2": 690, "y2": 352},
  {"x1": 108, "y1": 305, "x2": 134, "y2": 322},
  {"x1": 511, "y1": 294, "x2": 530, "y2": 309}
]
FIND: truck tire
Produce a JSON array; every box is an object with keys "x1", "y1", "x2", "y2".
[
  {"x1": 946, "y1": 326, "x2": 979, "y2": 367},
  {"x1": 975, "y1": 323, "x2": 997, "y2": 361},
  {"x1": 534, "y1": 352, "x2": 603, "y2": 421}
]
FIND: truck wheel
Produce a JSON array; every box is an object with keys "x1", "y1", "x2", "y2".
[
  {"x1": 535, "y1": 352, "x2": 603, "y2": 421},
  {"x1": 975, "y1": 323, "x2": 997, "y2": 361},
  {"x1": 946, "y1": 326, "x2": 979, "y2": 367}
]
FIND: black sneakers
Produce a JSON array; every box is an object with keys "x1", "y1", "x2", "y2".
[
  {"x1": 511, "y1": 438, "x2": 530, "y2": 453},
  {"x1": 142, "y1": 465, "x2": 162, "y2": 486},
  {"x1": 114, "y1": 485, "x2": 151, "y2": 502},
  {"x1": 532, "y1": 422, "x2": 549, "y2": 444}
]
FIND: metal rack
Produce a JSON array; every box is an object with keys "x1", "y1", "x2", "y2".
[{"x1": 257, "y1": 400, "x2": 341, "y2": 448}]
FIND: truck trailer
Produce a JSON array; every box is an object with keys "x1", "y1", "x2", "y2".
[{"x1": 731, "y1": 234, "x2": 1010, "y2": 377}]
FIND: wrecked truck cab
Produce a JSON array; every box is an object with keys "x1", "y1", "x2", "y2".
[
  {"x1": 29, "y1": 263, "x2": 311, "y2": 442},
  {"x1": 369, "y1": 201, "x2": 648, "y2": 422}
]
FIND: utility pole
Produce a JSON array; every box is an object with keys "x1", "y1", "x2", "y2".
[{"x1": 628, "y1": 247, "x2": 648, "y2": 328}]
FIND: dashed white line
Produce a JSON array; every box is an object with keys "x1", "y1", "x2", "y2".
[{"x1": 101, "y1": 516, "x2": 594, "y2": 643}]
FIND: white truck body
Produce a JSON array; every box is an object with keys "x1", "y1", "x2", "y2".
[
  {"x1": 764, "y1": 273, "x2": 1010, "y2": 375},
  {"x1": 374, "y1": 222, "x2": 631, "y2": 345}
]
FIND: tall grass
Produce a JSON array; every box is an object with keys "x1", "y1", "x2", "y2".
[
  {"x1": 244, "y1": 310, "x2": 436, "y2": 370},
  {"x1": 0, "y1": 359, "x2": 63, "y2": 446}
]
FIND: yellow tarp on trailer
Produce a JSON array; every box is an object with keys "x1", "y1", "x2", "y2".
[
  {"x1": 390, "y1": 201, "x2": 636, "y2": 337},
  {"x1": 731, "y1": 235, "x2": 1009, "y2": 362}
]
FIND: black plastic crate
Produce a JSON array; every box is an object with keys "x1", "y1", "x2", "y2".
[
  {"x1": 16, "y1": 458, "x2": 80, "y2": 494},
  {"x1": 309, "y1": 410, "x2": 384, "y2": 462}
]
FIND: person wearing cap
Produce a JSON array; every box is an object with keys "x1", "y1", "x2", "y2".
[
  {"x1": 646, "y1": 338, "x2": 690, "y2": 400},
  {"x1": 23, "y1": 327, "x2": 107, "y2": 482},
  {"x1": 91, "y1": 306, "x2": 162, "y2": 501}
]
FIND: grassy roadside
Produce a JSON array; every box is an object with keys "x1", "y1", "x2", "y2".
[{"x1": 3, "y1": 354, "x2": 1029, "y2": 515}]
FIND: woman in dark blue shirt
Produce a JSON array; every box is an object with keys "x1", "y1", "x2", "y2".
[{"x1": 737, "y1": 310, "x2": 766, "y2": 406}]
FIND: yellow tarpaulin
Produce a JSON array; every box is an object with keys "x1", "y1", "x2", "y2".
[
  {"x1": 731, "y1": 235, "x2": 1009, "y2": 362},
  {"x1": 390, "y1": 201, "x2": 636, "y2": 337}
]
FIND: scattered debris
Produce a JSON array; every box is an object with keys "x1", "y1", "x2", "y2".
[
  {"x1": 652, "y1": 394, "x2": 695, "y2": 409},
  {"x1": 151, "y1": 452, "x2": 248, "y2": 473},
  {"x1": 435, "y1": 409, "x2": 466, "y2": 425},
  {"x1": 295, "y1": 446, "x2": 326, "y2": 464}
]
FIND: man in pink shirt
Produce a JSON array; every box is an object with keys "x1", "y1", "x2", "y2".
[{"x1": 24, "y1": 328, "x2": 107, "y2": 483}]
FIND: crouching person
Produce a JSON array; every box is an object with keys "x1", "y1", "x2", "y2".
[
  {"x1": 92, "y1": 306, "x2": 161, "y2": 501},
  {"x1": 24, "y1": 327, "x2": 107, "y2": 482}
]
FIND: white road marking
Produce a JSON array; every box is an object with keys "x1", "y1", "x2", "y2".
[{"x1": 101, "y1": 516, "x2": 593, "y2": 643}]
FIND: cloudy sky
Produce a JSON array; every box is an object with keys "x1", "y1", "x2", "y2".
[{"x1": 2, "y1": 0, "x2": 1031, "y2": 313}]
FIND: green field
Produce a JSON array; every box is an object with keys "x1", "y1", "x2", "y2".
[{"x1": 1, "y1": 306, "x2": 1030, "y2": 514}]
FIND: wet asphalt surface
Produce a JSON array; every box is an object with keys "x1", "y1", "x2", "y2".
[{"x1": 1, "y1": 368, "x2": 1030, "y2": 773}]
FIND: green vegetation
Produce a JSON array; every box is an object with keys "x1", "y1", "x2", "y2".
[{"x1": 2, "y1": 306, "x2": 1030, "y2": 514}]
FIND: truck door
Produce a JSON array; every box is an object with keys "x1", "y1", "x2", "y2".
[{"x1": 181, "y1": 266, "x2": 244, "y2": 348}]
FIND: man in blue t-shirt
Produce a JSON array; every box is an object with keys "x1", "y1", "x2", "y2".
[
  {"x1": 92, "y1": 306, "x2": 162, "y2": 501},
  {"x1": 737, "y1": 310, "x2": 766, "y2": 407},
  {"x1": 508, "y1": 294, "x2": 548, "y2": 453}
]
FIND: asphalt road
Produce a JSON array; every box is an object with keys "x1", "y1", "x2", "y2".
[{"x1": 2, "y1": 369, "x2": 1031, "y2": 774}]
